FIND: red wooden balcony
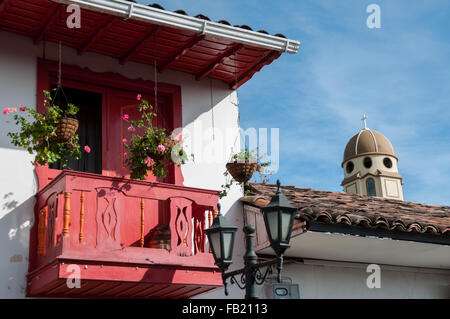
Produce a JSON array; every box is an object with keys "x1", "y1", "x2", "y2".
[{"x1": 27, "y1": 170, "x2": 221, "y2": 298}]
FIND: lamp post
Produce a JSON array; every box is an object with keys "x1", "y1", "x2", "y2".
[{"x1": 206, "y1": 180, "x2": 297, "y2": 299}]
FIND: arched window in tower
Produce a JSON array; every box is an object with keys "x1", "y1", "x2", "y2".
[{"x1": 366, "y1": 178, "x2": 376, "y2": 196}]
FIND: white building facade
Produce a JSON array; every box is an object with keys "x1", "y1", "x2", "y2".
[{"x1": 0, "y1": 0, "x2": 298, "y2": 299}]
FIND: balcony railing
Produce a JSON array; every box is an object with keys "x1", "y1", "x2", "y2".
[{"x1": 27, "y1": 170, "x2": 221, "y2": 298}]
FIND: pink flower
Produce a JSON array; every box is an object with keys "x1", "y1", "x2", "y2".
[
  {"x1": 121, "y1": 114, "x2": 129, "y2": 120},
  {"x1": 127, "y1": 126, "x2": 136, "y2": 132},
  {"x1": 19, "y1": 106, "x2": 27, "y2": 112},
  {"x1": 174, "y1": 132, "x2": 183, "y2": 142},
  {"x1": 157, "y1": 144, "x2": 165, "y2": 152},
  {"x1": 124, "y1": 152, "x2": 127, "y2": 158},
  {"x1": 145, "y1": 157, "x2": 152, "y2": 167},
  {"x1": 136, "y1": 94, "x2": 142, "y2": 101},
  {"x1": 84, "y1": 145, "x2": 91, "y2": 153},
  {"x1": 3, "y1": 107, "x2": 17, "y2": 115},
  {"x1": 122, "y1": 138, "x2": 127, "y2": 143}
]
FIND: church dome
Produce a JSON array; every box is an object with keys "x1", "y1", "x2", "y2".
[{"x1": 342, "y1": 129, "x2": 397, "y2": 166}]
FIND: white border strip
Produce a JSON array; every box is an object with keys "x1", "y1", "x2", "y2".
[{"x1": 51, "y1": 0, "x2": 300, "y2": 54}]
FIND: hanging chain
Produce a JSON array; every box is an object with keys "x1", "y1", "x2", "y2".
[
  {"x1": 152, "y1": 34, "x2": 169, "y2": 130},
  {"x1": 52, "y1": 40, "x2": 69, "y2": 107},
  {"x1": 234, "y1": 50, "x2": 238, "y2": 90},
  {"x1": 58, "y1": 40, "x2": 62, "y2": 87},
  {"x1": 228, "y1": 50, "x2": 240, "y2": 161},
  {"x1": 154, "y1": 59, "x2": 158, "y2": 112},
  {"x1": 152, "y1": 34, "x2": 168, "y2": 130},
  {"x1": 210, "y1": 78, "x2": 215, "y2": 140},
  {"x1": 43, "y1": 37, "x2": 46, "y2": 60}
]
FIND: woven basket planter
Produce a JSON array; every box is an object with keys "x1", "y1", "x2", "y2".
[
  {"x1": 147, "y1": 137, "x2": 176, "y2": 161},
  {"x1": 54, "y1": 117, "x2": 79, "y2": 142},
  {"x1": 226, "y1": 160, "x2": 258, "y2": 183},
  {"x1": 163, "y1": 137, "x2": 176, "y2": 150}
]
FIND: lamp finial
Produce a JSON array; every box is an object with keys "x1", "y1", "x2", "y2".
[{"x1": 276, "y1": 180, "x2": 281, "y2": 193}]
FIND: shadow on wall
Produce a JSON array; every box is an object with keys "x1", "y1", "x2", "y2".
[{"x1": 0, "y1": 195, "x2": 35, "y2": 298}]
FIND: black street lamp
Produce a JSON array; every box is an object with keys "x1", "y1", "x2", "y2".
[
  {"x1": 261, "y1": 179, "x2": 298, "y2": 282},
  {"x1": 206, "y1": 180, "x2": 297, "y2": 299},
  {"x1": 206, "y1": 205, "x2": 238, "y2": 273}
]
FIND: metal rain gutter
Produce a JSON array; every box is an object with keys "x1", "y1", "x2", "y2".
[{"x1": 51, "y1": 0, "x2": 300, "y2": 54}]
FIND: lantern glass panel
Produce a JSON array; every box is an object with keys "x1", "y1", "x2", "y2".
[
  {"x1": 266, "y1": 210, "x2": 279, "y2": 241},
  {"x1": 208, "y1": 231, "x2": 222, "y2": 259},
  {"x1": 222, "y1": 232, "x2": 234, "y2": 260},
  {"x1": 281, "y1": 211, "x2": 293, "y2": 241}
]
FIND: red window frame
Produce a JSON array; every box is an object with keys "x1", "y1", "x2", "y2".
[{"x1": 35, "y1": 58, "x2": 184, "y2": 190}]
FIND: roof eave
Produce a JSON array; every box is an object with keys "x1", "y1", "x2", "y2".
[
  {"x1": 51, "y1": 0, "x2": 300, "y2": 53},
  {"x1": 309, "y1": 221, "x2": 450, "y2": 246}
]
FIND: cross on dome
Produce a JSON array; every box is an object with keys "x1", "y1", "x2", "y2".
[{"x1": 361, "y1": 114, "x2": 368, "y2": 130}]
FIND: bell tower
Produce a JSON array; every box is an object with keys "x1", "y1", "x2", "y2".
[{"x1": 341, "y1": 115, "x2": 403, "y2": 200}]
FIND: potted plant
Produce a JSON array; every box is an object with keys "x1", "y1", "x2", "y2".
[
  {"x1": 226, "y1": 148, "x2": 267, "y2": 183},
  {"x1": 220, "y1": 149, "x2": 271, "y2": 198},
  {"x1": 122, "y1": 94, "x2": 187, "y2": 180},
  {"x1": 3, "y1": 90, "x2": 81, "y2": 167}
]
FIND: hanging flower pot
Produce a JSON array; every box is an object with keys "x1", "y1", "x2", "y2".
[
  {"x1": 226, "y1": 160, "x2": 258, "y2": 184},
  {"x1": 220, "y1": 149, "x2": 272, "y2": 198},
  {"x1": 3, "y1": 90, "x2": 81, "y2": 167},
  {"x1": 163, "y1": 137, "x2": 176, "y2": 150},
  {"x1": 147, "y1": 150, "x2": 165, "y2": 161},
  {"x1": 123, "y1": 95, "x2": 188, "y2": 180},
  {"x1": 146, "y1": 137, "x2": 174, "y2": 161},
  {"x1": 54, "y1": 117, "x2": 79, "y2": 142}
]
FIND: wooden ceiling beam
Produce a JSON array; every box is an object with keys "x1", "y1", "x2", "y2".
[
  {"x1": 132, "y1": 284, "x2": 169, "y2": 298},
  {"x1": 119, "y1": 26, "x2": 160, "y2": 65},
  {"x1": 158, "y1": 34, "x2": 205, "y2": 73},
  {"x1": 0, "y1": 0, "x2": 12, "y2": 16},
  {"x1": 77, "y1": 16, "x2": 116, "y2": 55},
  {"x1": 230, "y1": 50, "x2": 281, "y2": 90},
  {"x1": 195, "y1": 43, "x2": 244, "y2": 81},
  {"x1": 34, "y1": 4, "x2": 60, "y2": 45}
]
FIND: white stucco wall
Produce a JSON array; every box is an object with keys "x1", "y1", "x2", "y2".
[
  {"x1": 0, "y1": 30, "x2": 243, "y2": 298},
  {"x1": 260, "y1": 260, "x2": 450, "y2": 299},
  {"x1": 197, "y1": 253, "x2": 450, "y2": 299}
]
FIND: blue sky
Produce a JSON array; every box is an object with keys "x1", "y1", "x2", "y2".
[{"x1": 140, "y1": 1, "x2": 450, "y2": 206}]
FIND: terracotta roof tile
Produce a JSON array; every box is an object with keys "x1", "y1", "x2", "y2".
[
  {"x1": 126, "y1": 1, "x2": 288, "y2": 38},
  {"x1": 244, "y1": 183, "x2": 450, "y2": 237}
]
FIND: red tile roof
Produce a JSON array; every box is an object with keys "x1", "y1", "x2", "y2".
[
  {"x1": 142, "y1": 2, "x2": 289, "y2": 38},
  {"x1": 243, "y1": 183, "x2": 450, "y2": 237}
]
